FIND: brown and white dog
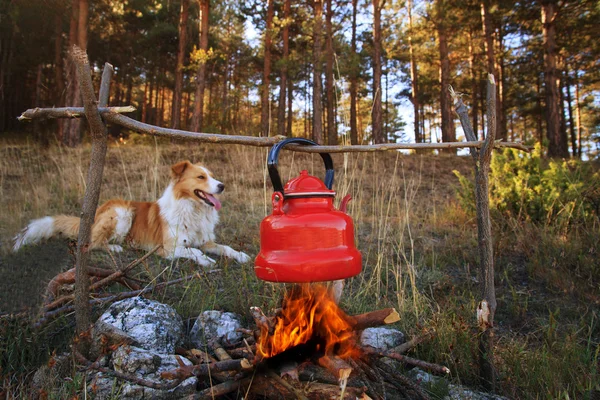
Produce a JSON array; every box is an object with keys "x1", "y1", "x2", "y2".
[{"x1": 13, "y1": 160, "x2": 251, "y2": 266}]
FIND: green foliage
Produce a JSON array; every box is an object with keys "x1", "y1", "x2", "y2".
[{"x1": 454, "y1": 145, "x2": 600, "y2": 228}]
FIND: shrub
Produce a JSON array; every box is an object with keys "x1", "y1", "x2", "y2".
[{"x1": 454, "y1": 144, "x2": 600, "y2": 228}]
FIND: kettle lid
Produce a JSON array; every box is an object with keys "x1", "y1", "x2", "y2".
[{"x1": 284, "y1": 170, "x2": 336, "y2": 198}]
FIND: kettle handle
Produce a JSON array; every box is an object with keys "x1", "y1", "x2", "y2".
[{"x1": 267, "y1": 138, "x2": 334, "y2": 193}]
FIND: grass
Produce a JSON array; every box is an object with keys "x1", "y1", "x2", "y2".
[{"x1": 0, "y1": 137, "x2": 599, "y2": 399}]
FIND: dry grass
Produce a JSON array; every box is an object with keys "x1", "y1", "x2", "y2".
[{"x1": 0, "y1": 138, "x2": 598, "y2": 399}]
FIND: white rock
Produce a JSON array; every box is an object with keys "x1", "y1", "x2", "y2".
[
  {"x1": 96, "y1": 297, "x2": 184, "y2": 354},
  {"x1": 89, "y1": 345, "x2": 196, "y2": 400},
  {"x1": 189, "y1": 310, "x2": 243, "y2": 348},
  {"x1": 408, "y1": 368, "x2": 510, "y2": 400},
  {"x1": 360, "y1": 327, "x2": 405, "y2": 351}
]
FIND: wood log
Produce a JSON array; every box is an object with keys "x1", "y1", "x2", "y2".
[
  {"x1": 391, "y1": 331, "x2": 435, "y2": 354},
  {"x1": 352, "y1": 308, "x2": 400, "y2": 330},
  {"x1": 228, "y1": 345, "x2": 256, "y2": 359},
  {"x1": 161, "y1": 357, "x2": 253, "y2": 381},
  {"x1": 301, "y1": 382, "x2": 367, "y2": 399},
  {"x1": 318, "y1": 356, "x2": 352, "y2": 382},
  {"x1": 297, "y1": 363, "x2": 363, "y2": 387},
  {"x1": 193, "y1": 379, "x2": 245, "y2": 399},
  {"x1": 364, "y1": 348, "x2": 450, "y2": 375}
]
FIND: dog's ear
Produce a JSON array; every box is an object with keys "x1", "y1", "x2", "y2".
[{"x1": 171, "y1": 160, "x2": 191, "y2": 180}]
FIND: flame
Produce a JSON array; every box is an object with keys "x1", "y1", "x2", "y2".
[{"x1": 256, "y1": 284, "x2": 360, "y2": 360}]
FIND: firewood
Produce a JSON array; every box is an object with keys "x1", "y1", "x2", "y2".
[
  {"x1": 250, "y1": 306, "x2": 275, "y2": 334},
  {"x1": 228, "y1": 345, "x2": 256, "y2": 359},
  {"x1": 351, "y1": 308, "x2": 400, "y2": 330},
  {"x1": 161, "y1": 357, "x2": 253, "y2": 381},
  {"x1": 300, "y1": 382, "x2": 368, "y2": 399},
  {"x1": 364, "y1": 347, "x2": 450, "y2": 375},
  {"x1": 297, "y1": 363, "x2": 363, "y2": 388},
  {"x1": 193, "y1": 379, "x2": 245, "y2": 399},
  {"x1": 213, "y1": 347, "x2": 232, "y2": 361},
  {"x1": 391, "y1": 330, "x2": 435, "y2": 354},
  {"x1": 44, "y1": 245, "x2": 162, "y2": 310}
]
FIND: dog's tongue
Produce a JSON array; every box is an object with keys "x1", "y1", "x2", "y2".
[{"x1": 206, "y1": 193, "x2": 222, "y2": 211}]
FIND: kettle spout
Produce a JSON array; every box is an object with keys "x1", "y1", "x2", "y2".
[{"x1": 339, "y1": 194, "x2": 352, "y2": 214}]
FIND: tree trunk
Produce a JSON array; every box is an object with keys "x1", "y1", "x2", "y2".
[
  {"x1": 542, "y1": 1, "x2": 568, "y2": 158},
  {"x1": 191, "y1": 0, "x2": 209, "y2": 132},
  {"x1": 437, "y1": 0, "x2": 455, "y2": 152},
  {"x1": 261, "y1": 0, "x2": 274, "y2": 136},
  {"x1": 349, "y1": 0, "x2": 358, "y2": 145},
  {"x1": 278, "y1": 0, "x2": 290, "y2": 137},
  {"x1": 172, "y1": 0, "x2": 189, "y2": 129},
  {"x1": 287, "y1": 78, "x2": 293, "y2": 136},
  {"x1": 62, "y1": 0, "x2": 79, "y2": 146},
  {"x1": 468, "y1": 29, "x2": 478, "y2": 138},
  {"x1": 313, "y1": 0, "x2": 323, "y2": 143},
  {"x1": 325, "y1": 0, "x2": 336, "y2": 145},
  {"x1": 574, "y1": 69, "x2": 582, "y2": 158},
  {"x1": 480, "y1": 0, "x2": 505, "y2": 140},
  {"x1": 497, "y1": 26, "x2": 506, "y2": 140},
  {"x1": 407, "y1": 0, "x2": 421, "y2": 143},
  {"x1": 372, "y1": 0, "x2": 384, "y2": 144}
]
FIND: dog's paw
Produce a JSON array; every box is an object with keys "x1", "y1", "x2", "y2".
[
  {"x1": 196, "y1": 255, "x2": 217, "y2": 267},
  {"x1": 108, "y1": 244, "x2": 124, "y2": 253},
  {"x1": 235, "y1": 251, "x2": 252, "y2": 264}
]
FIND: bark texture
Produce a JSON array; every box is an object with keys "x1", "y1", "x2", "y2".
[
  {"x1": 313, "y1": 0, "x2": 323, "y2": 143},
  {"x1": 542, "y1": 0, "x2": 568, "y2": 157},
  {"x1": 261, "y1": 0, "x2": 274, "y2": 136},
  {"x1": 191, "y1": 0, "x2": 209, "y2": 132},
  {"x1": 172, "y1": 0, "x2": 189, "y2": 129}
]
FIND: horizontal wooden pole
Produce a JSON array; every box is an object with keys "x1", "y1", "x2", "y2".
[{"x1": 18, "y1": 105, "x2": 532, "y2": 153}]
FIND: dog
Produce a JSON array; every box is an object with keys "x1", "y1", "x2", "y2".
[{"x1": 13, "y1": 160, "x2": 251, "y2": 266}]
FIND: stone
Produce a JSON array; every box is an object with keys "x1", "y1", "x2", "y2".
[
  {"x1": 407, "y1": 369, "x2": 510, "y2": 400},
  {"x1": 189, "y1": 310, "x2": 243, "y2": 348},
  {"x1": 96, "y1": 297, "x2": 184, "y2": 354},
  {"x1": 360, "y1": 327, "x2": 405, "y2": 351},
  {"x1": 89, "y1": 345, "x2": 196, "y2": 400}
]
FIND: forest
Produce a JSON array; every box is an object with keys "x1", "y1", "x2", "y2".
[{"x1": 0, "y1": 0, "x2": 598, "y2": 155}]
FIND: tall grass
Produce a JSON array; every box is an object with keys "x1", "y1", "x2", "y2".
[{"x1": 0, "y1": 139, "x2": 598, "y2": 399}]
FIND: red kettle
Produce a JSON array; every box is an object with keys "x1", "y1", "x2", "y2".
[{"x1": 254, "y1": 138, "x2": 362, "y2": 283}]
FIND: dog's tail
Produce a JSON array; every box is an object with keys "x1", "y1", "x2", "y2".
[{"x1": 13, "y1": 215, "x2": 80, "y2": 252}]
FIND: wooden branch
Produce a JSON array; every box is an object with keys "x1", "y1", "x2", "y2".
[
  {"x1": 72, "y1": 48, "x2": 112, "y2": 349},
  {"x1": 193, "y1": 379, "x2": 245, "y2": 400},
  {"x1": 390, "y1": 330, "x2": 435, "y2": 354},
  {"x1": 160, "y1": 357, "x2": 253, "y2": 381},
  {"x1": 19, "y1": 102, "x2": 530, "y2": 153},
  {"x1": 250, "y1": 306, "x2": 275, "y2": 334},
  {"x1": 35, "y1": 273, "x2": 204, "y2": 328},
  {"x1": 105, "y1": 112, "x2": 286, "y2": 146},
  {"x1": 364, "y1": 348, "x2": 450, "y2": 375},
  {"x1": 450, "y1": 86, "x2": 478, "y2": 159},
  {"x1": 75, "y1": 351, "x2": 182, "y2": 390},
  {"x1": 374, "y1": 361, "x2": 430, "y2": 400},
  {"x1": 481, "y1": 74, "x2": 497, "y2": 165},
  {"x1": 18, "y1": 106, "x2": 135, "y2": 121},
  {"x1": 317, "y1": 355, "x2": 353, "y2": 383},
  {"x1": 98, "y1": 63, "x2": 113, "y2": 107},
  {"x1": 44, "y1": 249, "x2": 157, "y2": 311},
  {"x1": 352, "y1": 308, "x2": 400, "y2": 330}
]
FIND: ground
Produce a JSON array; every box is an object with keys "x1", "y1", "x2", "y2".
[{"x1": 0, "y1": 139, "x2": 598, "y2": 399}]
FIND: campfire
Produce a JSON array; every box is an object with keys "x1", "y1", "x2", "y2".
[
  {"x1": 156, "y1": 283, "x2": 448, "y2": 399},
  {"x1": 255, "y1": 284, "x2": 360, "y2": 361}
]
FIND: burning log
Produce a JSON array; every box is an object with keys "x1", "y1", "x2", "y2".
[{"x1": 317, "y1": 355, "x2": 352, "y2": 383}]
